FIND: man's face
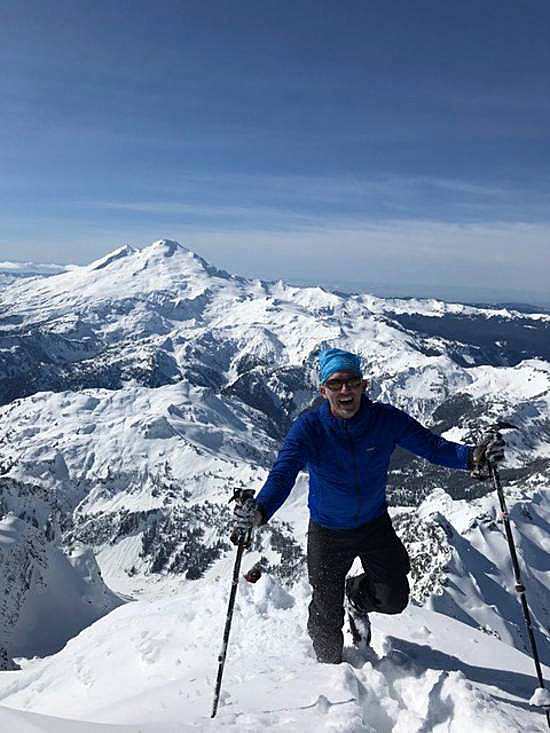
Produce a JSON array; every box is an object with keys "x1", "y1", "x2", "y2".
[{"x1": 319, "y1": 370, "x2": 367, "y2": 419}]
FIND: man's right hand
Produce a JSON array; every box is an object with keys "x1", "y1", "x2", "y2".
[{"x1": 230, "y1": 491, "x2": 263, "y2": 546}]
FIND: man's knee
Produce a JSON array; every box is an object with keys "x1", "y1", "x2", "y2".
[
  {"x1": 350, "y1": 573, "x2": 409, "y2": 614},
  {"x1": 377, "y1": 575, "x2": 409, "y2": 614}
]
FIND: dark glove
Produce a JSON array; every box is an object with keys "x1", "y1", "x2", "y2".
[
  {"x1": 470, "y1": 430, "x2": 506, "y2": 480},
  {"x1": 230, "y1": 490, "x2": 263, "y2": 546}
]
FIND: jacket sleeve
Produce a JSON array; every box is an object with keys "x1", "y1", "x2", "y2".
[
  {"x1": 255, "y1": 417, "x2": 309, "y2": 521},
  {"x1": 393, "y1": 408, "x2": 471, "y2": 470}
]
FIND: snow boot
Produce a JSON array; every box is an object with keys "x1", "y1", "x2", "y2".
[{"x1": 345, "y1": 577, "x2": 372, "y2": 649}]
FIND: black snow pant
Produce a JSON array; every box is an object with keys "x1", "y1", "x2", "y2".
[{"x1": 307, "y1": 511, "x2": 411, "y2": 664}]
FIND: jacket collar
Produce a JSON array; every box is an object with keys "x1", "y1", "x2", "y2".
[{"x1": 320, "y1": 395, "x2": 373, "y2": 436}]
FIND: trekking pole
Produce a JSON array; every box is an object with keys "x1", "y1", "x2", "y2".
[
  {"x1": 211, "y1": 489, "x2": 255, "y2": 719},
  {"x1": 487, "y1": 427, "x2": 549, "y2": 727}
]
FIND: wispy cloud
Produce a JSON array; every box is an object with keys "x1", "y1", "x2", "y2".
[
  {"x1": 80, "y1": 199, "x2": 316, "y2": 222},
  {"x1": 74, "y1": 169, "x2": 550, "y2": 231}
]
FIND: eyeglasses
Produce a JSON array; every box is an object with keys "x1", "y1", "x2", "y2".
[{"x1": 324, "y1": 376, "x2": 363, "y2": 392}]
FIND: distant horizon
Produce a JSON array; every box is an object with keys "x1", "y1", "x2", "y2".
[
  {"x1": 1, "y1": 238, "x2": 549, "y2": 310},
  {"x1": 284, "y1": 278, "x2": 550, "y2": 310}
]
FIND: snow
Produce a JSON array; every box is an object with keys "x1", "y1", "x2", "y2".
[
  {"x1": 0, "y1": 516, "x2": 123, "y2": 661},
  {"x1": 361, "y1": 293, "x2": 550, "y2": 323},
  {"x1": 418, "y1": 488, "x2": 550, "y2": 658},
  {"x1": 0, "y1": 239, "x2": 549, "y2": 731},
  {"x1": 0, "y1": 261, "x2": 72, "y2": 276},
  {"x1": 0, "y1": 571, "x2": 548, "y2": 731},
  {"x1": 530, "y1": 687, "x2": 550, "y2": 707}
]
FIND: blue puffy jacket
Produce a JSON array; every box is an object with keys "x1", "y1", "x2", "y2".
[{"x1": 256, "y1": 397, "x2": 471, "y2": 529}]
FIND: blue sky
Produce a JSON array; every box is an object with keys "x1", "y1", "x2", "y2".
[{"x1": 2, "y1": 0, "x2": 550, "y2": 302}]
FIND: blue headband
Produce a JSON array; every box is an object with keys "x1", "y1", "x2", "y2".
[{"x1": 319, "y1": 348, "x2": 362, "y2": 384}]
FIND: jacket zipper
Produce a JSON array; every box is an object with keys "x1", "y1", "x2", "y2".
[{"x1": 345, "y1": 425, "x2": 362, "y2": 524}]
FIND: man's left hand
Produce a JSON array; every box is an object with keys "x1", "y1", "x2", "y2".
[{"x1": 471, "y1": 430, "x2": 506, "y2": 480}]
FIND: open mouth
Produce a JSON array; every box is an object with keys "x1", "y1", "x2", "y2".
[{"x1": 338, "y1": 397, "x2": 354, "y2": 408}]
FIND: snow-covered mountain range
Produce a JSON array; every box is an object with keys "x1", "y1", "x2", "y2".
[
  {"x1": 0, "y1": 260, "x2": 72, "y2": 290},
  {"x1": 0, "y1": 239, "x2": 548, "y2": 731}
]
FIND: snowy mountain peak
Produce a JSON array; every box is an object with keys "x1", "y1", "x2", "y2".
[
  {"x1": 84, "y1": 239, "x2": 225, "y2": 283},
  {"x1": 0, "y1": 240, "x2": 228, "y2": 321},
  {"x1": 87, "y1": 244, "x2": 137, "y2": 271},
  {"x1": 147, "y1": 239, "x2": 189, "y2": 257}
]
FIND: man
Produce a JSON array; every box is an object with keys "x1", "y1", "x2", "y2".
[{"x1": 232, "y1": 348, "x2": 505, "y2": 664}]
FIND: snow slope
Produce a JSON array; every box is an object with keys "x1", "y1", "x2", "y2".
[
  {"x1": 0, "y1": 567, "x2": 548, "y2": 732},
  {"x1": 0, "y1": 514, "x2": 123, "y2": 667},
  {"x1": 419, "y1": 487, "x2": 550, "y2": 663}
]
